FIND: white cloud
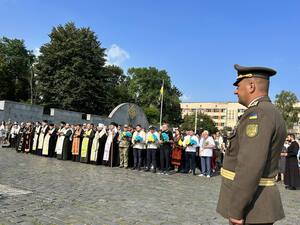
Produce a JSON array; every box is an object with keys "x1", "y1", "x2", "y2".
[
  {"x1": 105, "y1": 44, "x2": 130, "y2": 66},
  {"x1": 180, "y1": 94, "x2": 191, "y2": 102},
  {"x1": 33, "y1": 47, "x2": 41, "y2": 57}
]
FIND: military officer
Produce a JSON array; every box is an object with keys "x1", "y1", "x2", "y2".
[{"x1": 217, "y1": 64, "x2": 287, "y2": 225}]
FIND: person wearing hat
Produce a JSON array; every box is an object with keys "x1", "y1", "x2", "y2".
[
  {"x1": 42, "y1": 123, "x2": 58, "y2": 157},
  {"x1": 145, "y1": 125, "x2": 160, "y2": 173},
  {"x1": 103, "y1": 122, "x2": 120, "y2": 167},
  {"x1": 90, "y1": 123, "x2": 107, "y2": 165},
  {"x1": 80, "y1": 123, "x2": 95, "y2": 163},
  {"x1": 217, "y1": 64, "x2": 287, "y2": 225},
  {"x1": 71, "y1": 124, "x2": 83, "y2": 162},
  {"x1": 118, "y1": 124, "x2": 132, "y2": 168},
  {"x1": 31, "y1": 121, "x2": 41, "y2": 154}
]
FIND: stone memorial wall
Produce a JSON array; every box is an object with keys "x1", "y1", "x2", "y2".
[{"x1": 0, "y1": 100, "x2": 148, "y2": 127}]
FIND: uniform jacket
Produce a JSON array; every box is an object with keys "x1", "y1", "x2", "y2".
[{"x1": 217, "y1": 96, "x2": 287, "y2": 224}]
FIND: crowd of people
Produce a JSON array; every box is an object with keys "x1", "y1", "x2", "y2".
[
  {"x1": 0, "y1": 119, "x2": 299, "y2": 184},
  {"x1": 0, "y1": 120, "x2": 226, "y2": 176}
]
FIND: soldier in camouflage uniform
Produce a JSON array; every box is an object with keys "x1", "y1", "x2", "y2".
[{"x1": 118, "y1": 124, "x2": 132, "y2": 168}]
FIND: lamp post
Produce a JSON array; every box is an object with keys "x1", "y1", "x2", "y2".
[{"x1": 194, "y1": 109, "x2": 198, "y2": 132}]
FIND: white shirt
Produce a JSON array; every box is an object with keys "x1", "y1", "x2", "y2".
[
  {"x1": 10, "y1": 125, "x2": 20, "y2": 138},
  {"x1": 183, "y1": 135, "x2": 199, "y2": 153},
  {"x1": 199, "y1": 136, "x2": 215, "y2": 157},
  {"x1": 132, "y1": 130, "x2": 146, "y2": 149},
  {"x1": 146, "y1": 131, "x2": 160, "y2": 149}
]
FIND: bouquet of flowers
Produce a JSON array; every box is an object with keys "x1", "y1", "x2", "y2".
[
  {"x1": 147, "y1": 134, "x2": 158, "y2": 143},
  {"x1": 186, "y1": 138, "x2": 197, "y2": 146},
  {"x1": 177, "y1": 139, "x2": 183, "y2": 147},
  {"x1": 135, "y1": 135, "x2": 143, "y2": 143},
  {"x1": 162, "y1": 133, "x2": 169, "y2": 143},
  {"x1": 122, "y1": 131, "x2": 132, "y2": 140}
]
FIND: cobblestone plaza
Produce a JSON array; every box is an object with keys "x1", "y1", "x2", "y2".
[{"x1": 0, "y1": 148, "x2": 299, "y2": 225}]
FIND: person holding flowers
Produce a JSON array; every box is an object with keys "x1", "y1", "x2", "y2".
[
  {"x1": 145, "y1": 125, "x2": 160, "y2": 173},
  {"x1": 132, "y1": 124, "x2": 146, "y2": 170},
  {"x1": 182, "y1": 128, "x2": 199, "y2": 175},
  {"x1": 118, "y1": 124, "x2": 132, "y2": 168},
  {"x1": 159, "y1": 123, "x2": 173, "y2": 174}
]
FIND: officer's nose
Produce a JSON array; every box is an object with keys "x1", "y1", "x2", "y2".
[{"x1": 234, "y1": 89, "x2": 238, "y2": 95}]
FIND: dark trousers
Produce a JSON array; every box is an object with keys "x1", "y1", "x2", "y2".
[
  {"x1": 160, "y1": 145, "x2": 171, "y2": 171},
  {"x1": 133, "y1": 148, "x2": 143, "y2": 168},
  {"x1": 185, "y1": 151, "x2": 196, "y2": 174},
  {"x1": 147, "y1": 148, "x2": 157, "y2": 169}
]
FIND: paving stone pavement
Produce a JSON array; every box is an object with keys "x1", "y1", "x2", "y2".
[{"x1": 0, "y1": 148, "x2": 299, "y2": 225}]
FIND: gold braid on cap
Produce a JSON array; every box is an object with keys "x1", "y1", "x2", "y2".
[{"x1": 237, "y1": 74, "x2": 253, "y2": 79}]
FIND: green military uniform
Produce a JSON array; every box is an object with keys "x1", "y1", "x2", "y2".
[
  {"x1": 118, "y1": 127, "x2": 131, "y2": 168},
  {"x1": 217, "y1": 65, "x2": 287, "y2": 224}
]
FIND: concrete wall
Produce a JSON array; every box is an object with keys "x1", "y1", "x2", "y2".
[
  {"x1": 0, "y1": 100, "x2": 149, "y2": 127},
  {"x1": 0, "y1": 100, "x2": 44, "y2": 122}
]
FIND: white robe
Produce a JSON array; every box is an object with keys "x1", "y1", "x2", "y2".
[
  {"x1": 32, "y1": 126, "x2": 41, "y2": 151},
  {"x1": 55, "y1": 128, "x2": 66, "y2": 155},
  {"x1": 38, "y1": 125, "x2": 48, "y2": 150},
  {"x1": 90, "y1": 129, "x2": 106, "y2": 162}
]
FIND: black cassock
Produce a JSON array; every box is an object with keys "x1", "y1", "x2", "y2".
[
  {"x1": 62, "y1": 129, "x2": 73, "y2": 160},
  {"x1": 284, "y1": 140, "x2": 300, "y2": 188},
  {"x1": 96, "y1": 133, "x2": 107, "y2": 165},
  {"x1": 103, "y1": 132, "x2": 119, "y2": 167},
  {"x1": 16, "y1": 127, "x2": 25, "y2": 152}
]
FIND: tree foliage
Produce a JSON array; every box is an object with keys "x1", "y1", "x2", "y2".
[
  {"x1": 181, "y1": 113, "x2": 218, "y2": 134},
  {"x1": 2, "y1": 23, "x2": 184, "y2": 125},
  {"x1": 0, "y1": 37, "x2": 34, "y2": 102},
  {"x1": 275, "y1": 90, "x2": 299, "y2": 129},
  {"x1": 35, "y1": 22, "x2": 109, "y2": 115},
  {"x1": 104, "y1": 65, "x2": 133, "y2": 111},
  {"x1": 126, "y1": 67, "x2": 182, "y2": 126}
]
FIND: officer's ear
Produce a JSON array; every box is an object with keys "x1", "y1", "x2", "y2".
[{"x1": 247, "y1": 79, "x2": 256, "y2": 94}]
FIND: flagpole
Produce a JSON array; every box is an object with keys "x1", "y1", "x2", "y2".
[{"x1": 159, "y1": 80, "x2": 164, "y2": 129}]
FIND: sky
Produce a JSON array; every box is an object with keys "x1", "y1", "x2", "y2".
[{"x1": 1, "y1": 0, "x2": 300, "y2": 102}]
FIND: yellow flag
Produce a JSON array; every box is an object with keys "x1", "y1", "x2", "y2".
[{"x1": 160, "y1": 85, "x2": 164, "y2": 95}]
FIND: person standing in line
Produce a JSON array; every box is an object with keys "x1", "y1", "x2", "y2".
[
  {"x1": 283, "y1": 134, "x2": 300, "y2": 190},
  {"x1": 80, "y1": 123, "x2": 95, "y2": 163},
  {"x1": 145, "y1": 125, "x2": 160, "y2": 173},
  {"x1": 118, "y1": 124, "x2": 132, "y2": 169},
  {"x1": 159, "y1": 123, "x2": 173, "y2": 174},
  {"x1": 182, "y1": 128, "x2": 199, "y2": 175},
  {"x1": 132, "y1": 124, "x2": 146, "y2": 170},
  {"x1": 31, "y1": 121, "x2": 41, "y2": 154},
  {"x1": 171, "y1": 129, "x2": 184, "y2": 172},
  {"x1": 71, "y1": 124, "x2": 83, "y2": 162},
  {"x1": 199, "y1": 130, "x2": 215, "y2": 178}
]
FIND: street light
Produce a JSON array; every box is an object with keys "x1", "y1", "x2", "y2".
[{"x1": 194, "y1": 108, "x2": 198, "y2": 132}]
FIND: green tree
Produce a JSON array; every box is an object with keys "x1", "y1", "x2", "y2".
[
  {"x1": 181, "y1": 113, "x2": 218, "y2": 134},
  {"x1": 104, "y1": 65, "x2": 133, "y2": 111},
  {"x1": 275, "y1": 90, "x2": 299, "y2": 129},
  {"x1": 127, "y1": 67, "x2": 182, "y2": 126},
  {"x1": 35, "y1": 22, "x2": 109, "y2": 115},
  {"x1": 0, "y1": 37, "x2": 34, "y2": 102}
]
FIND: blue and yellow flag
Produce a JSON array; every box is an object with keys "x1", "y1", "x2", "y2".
[{"x1": 159, "y1": 82, "x2": 164, "y2": 101}]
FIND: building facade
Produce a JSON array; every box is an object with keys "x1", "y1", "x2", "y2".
[{"x1": 180, "y1": 102, "x2": 247, "y2": 130}]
